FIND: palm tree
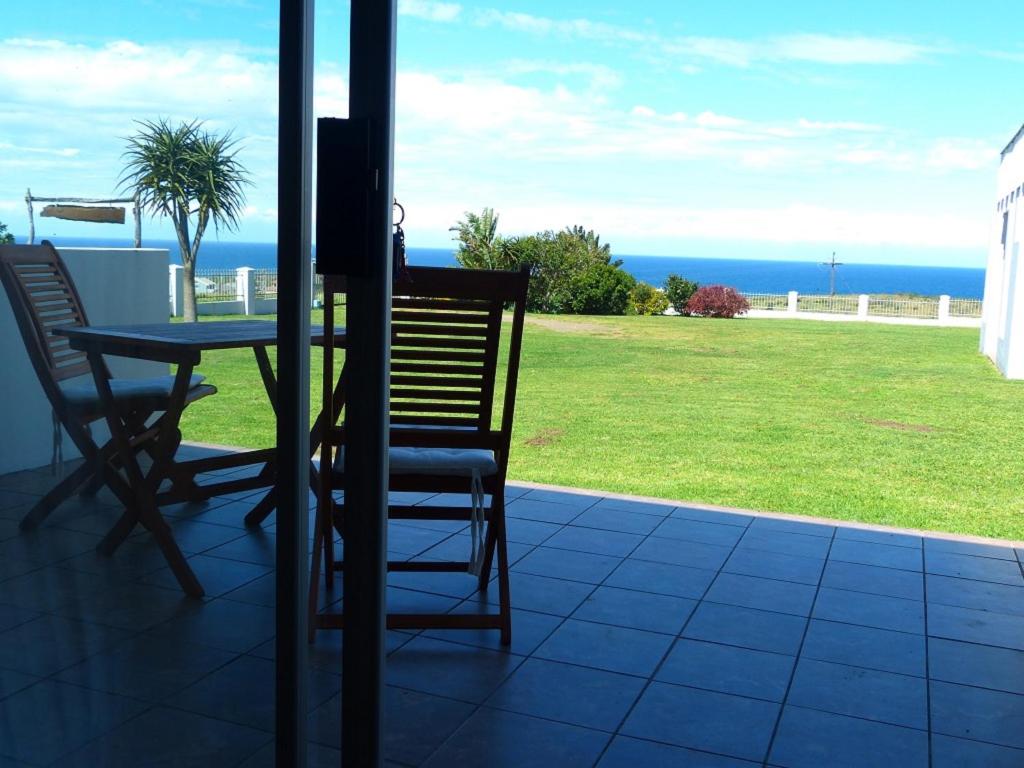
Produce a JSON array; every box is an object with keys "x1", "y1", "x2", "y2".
[
  {"x1": 450, "y1": 208, "x2": 502, "y2": 269},
  {"x1": 120, "y1": 119, "x2": 249, "y2": 321}
]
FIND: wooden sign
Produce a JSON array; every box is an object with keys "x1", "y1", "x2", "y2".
[{"x1": 40, "y1": 205, "x2": 125, "y2": 224}]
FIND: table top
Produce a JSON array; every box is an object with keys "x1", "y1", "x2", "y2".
[{"x1": 55, "y1": 320, "x2": 345, "y2": 355}]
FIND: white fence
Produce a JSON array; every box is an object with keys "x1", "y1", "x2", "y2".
[
  {"x1": 169, "y1": 265, "x2": 327, "y2": 317},
  {"x1": 744, "y1": 291, "x2": 982, "y2": 327}
]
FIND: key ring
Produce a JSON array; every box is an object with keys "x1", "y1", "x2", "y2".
[{"x1": 393, "y1": 199, "x2": 405, "y2": 227}]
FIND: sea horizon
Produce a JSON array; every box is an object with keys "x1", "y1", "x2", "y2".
[{"x1": 27, "y1": 235, "x2": 987, "y2": 299}]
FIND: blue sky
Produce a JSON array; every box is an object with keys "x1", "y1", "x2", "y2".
[{"x1": 1, "y1": 1, "x2": 1022, "y2": 266}]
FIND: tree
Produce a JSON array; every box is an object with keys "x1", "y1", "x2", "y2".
[
  {"x1": 628, "y1": 282, "x2": 670, "y2": 315},
  {"x1": 685, "y1": 285, "x2": 750, "y2": 318},
  {"x1": 451, "y1": 208, "x2": 505, "y2": 269},
  {"x1": 664, "y1": 274, "x2": 699, "y2": 315},
  {"x1": 0, "y1": 220, "x2": 13, "y2": 245},
  {"x1": 120, "y1": 119, "x2": 249, "y2": 322}
]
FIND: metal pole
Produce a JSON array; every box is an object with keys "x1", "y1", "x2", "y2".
[
  {"x1": 342, "y1": 0, "x2": 396, "y2": 765},
  {"x1": 26, "y1": 189, "x2": 34, "y2": 245},
  {"x1": 276, "y1": 0, "x2": 313, "y2": 765}
]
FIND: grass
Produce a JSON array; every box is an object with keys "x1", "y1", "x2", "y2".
[{"x1": 178, "y1": 312, "x2": 1024, "y2": 541}]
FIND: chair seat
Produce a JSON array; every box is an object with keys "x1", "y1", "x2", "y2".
[
  {"x1": 60, "y1": 373, "x2": 208, "y2": 409},
  {"x1": 334, "y1": 445, "x2": 498, "y2": 478}
]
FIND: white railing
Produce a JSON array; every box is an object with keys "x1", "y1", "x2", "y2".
[
  {"x1": 169, "y1": 264, "x2": 329, "y2": 317},
  {"x1": 741, "y1": 291, "x2": 981, "y2": 326}
]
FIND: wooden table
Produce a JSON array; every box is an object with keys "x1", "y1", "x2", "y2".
[{"x1": 56, "y1": 320, "x2": 346, "y2": 597}]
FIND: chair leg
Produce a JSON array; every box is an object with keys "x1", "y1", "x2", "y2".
[
  {"x1": 494, "y1": 495, "x2": 512, "y2": 646},
  {"x1": 307, "y1": 504, "x2": 325, "y2": 643},
  {"x1": 78, "y1": 466, "x2": 106, "y2": 498},
  {"x1": 19, "y1": 459, "x2": 95, "y2": 530},
  {"x1": 477, "y1": 515, "x2": 498, "y2": 592}
]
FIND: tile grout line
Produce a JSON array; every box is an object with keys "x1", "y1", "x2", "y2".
[
  {"x1": 760, "y1": 521, "x2": 839, "y2": 766},
  {"x1": 923, "y1": 541, "x2": 934, "y2": 768}
]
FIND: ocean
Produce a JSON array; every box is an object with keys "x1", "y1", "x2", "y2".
[{"x1": 37, "y1": 236, "x2": 986, "y2": 298}]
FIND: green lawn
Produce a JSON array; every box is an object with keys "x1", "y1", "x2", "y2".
[{"x1": 179, "y1": 312, "x2": 1024, "y2": 540}]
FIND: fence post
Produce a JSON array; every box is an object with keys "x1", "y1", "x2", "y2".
[
  {"x1": 938, "y1": 295, "x2": 951, "y2": 323},
  {"x1": 858, "y1": 294, "x2": 870, "y2": 320},
  {"x1": 169, "y1": 264, "x2": 184, "y2": 318},
  {"x1": 237, "y1": 267, "x2": 256, "y2": 315},
  {"x1": 310, "y1": 262, "x2": 320, "y2": 308},
  {"x1": 787, "y1": 291, "x2": 798, "y2": 315}
]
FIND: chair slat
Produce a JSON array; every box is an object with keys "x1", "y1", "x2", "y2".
[
  {"x1": 392, "y1": 309, "x2": 491, "y2": 325},
  {"x1": 390, "y1": 374, "x2": 483, "y2": 388},
  {"x1": 391, "y1": 387, "x2": 483, "y2": 402},
  {"x1": 391, "y1": 362, "x2": 485, "y2": 376},
  {"x1": 389, "y1": 401, "x2": 482, "y2": 415},
  {"x1": 391, "y1": 348, "x2": 486, "y2": 363},
  {"x1": 391, "y1": 323, "x2": 488, "y2": 337},
  {"x1": 392, "y1": 297, "x2": 492, "y2": 312}
]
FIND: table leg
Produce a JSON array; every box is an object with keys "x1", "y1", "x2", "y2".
[{"x1": 91, "y1": 354, "x2": 204, "y2": 597}]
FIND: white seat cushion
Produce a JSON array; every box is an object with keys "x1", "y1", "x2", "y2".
[
  {"x1": 60, "y1": 373, "x2": 207, "y2": 408},
  {"x1": 334, "y1": 445, "x2": 497, "y2": 477}
]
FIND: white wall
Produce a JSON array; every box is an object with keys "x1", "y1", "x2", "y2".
[
  {"x1": 0, "y1": 247, "x2": 169, "y2": 473},
  {"x1": 981, "y1": 133, "x2": 1024, "y2": 379}
]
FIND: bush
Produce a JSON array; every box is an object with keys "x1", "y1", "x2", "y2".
[
  {"x1": 664, "y1": 274, "x2": 698, "y2": 315},
  {"x1": 685, "y1": 285, "x2": 750, "y2": 318},
  {"x1": 0, "y1": 220, "x2": 13, "y2": 245},
  {"x1": 628, "y1": 282, "x2": 669, "y2": 315}
]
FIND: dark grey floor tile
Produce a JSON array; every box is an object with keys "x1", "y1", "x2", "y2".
[
  {"x1": 386, "y1": 524, "x2": 454, "y2": 557},
  {"x1": 0, "y1": 556, "x2": 37, "y2": 583},
  {"x1": 931, "y1": 734, "x2": 1024, "y2": 768},
  {"x1": 748, "y1": 517, "x2": 834, "y2": 538},
  {"x1": 631, "y1": 536, "x2": 732, "y2": 571},
  {"x1": 387, "y1": 567, "x2": 485, "y2": 600},
  {"x1": 56, "y1": 631, "x2": 237, "y2": 701},
  {"x1": 787, "y1": 658, "x2": 927, "y2": 729},
  {"x1": 60, "y1": 538, "x2": 170, "y2": 580},
  {"x1": 683, "y1": 602, "x2": 807, "y2": 655},
  {"x1": 926, "y1": 574, "x2": 1024, "y2": 616},
  {"x1": 61, "y1": 706, "x2": 271, "y2": 767},
  {"x1": 0, "y1": 668, "x2": 38, "y2": 700},
  {"x1": 427, "y1": 603, "x2": 562, "y2": 657},
  {"x1": 308, "y1": 685, "x2": 475, "y2": 765},
  {"x1": 592, "y1": 497, "x2": 674, "y2": 516},
  {"x1": 768, "y1": 705, "x2": 928, "y2": 768},
  {"x1": 653, "y1": 517, "x2": 744, "y2": 547},
  {"x1": 0, "y1": 528, "x2": 102, "y2": 566},
  {"x1": 930, "y1": 680, "x2": 1024, "y2": 749},
  {"x1": 386, "y1": 636, "x2": 523, "y2": 703},
  {"x1": 58, "y1": 580, "x2": 196, "y2": 632},
  {"x1": 224, "y1": 571, "x2": 277, "y2": 607},
  {"x1": 925, "y1": 550, "x2": 1024, "y2": 586},
  {"x1": 705, "y1": 572, "x2": 816, "y2": 616},
  {"x1": 204, "y1": 532, "x2": 277, "y2": 566},
  {"x1": 571, "y1": 507, "x2": 663, "y2": 535},
  {"x1": 929, "y1": 637, "x2": 1024, "y2": 695},
  {"x1": 801, "y1": 619, "x2": 926, "y2": 676},
  {"x1": 598, "y1": 735, "x2": 760, "y2": 767},
  {"x1": 657, "y1": 638, "x2": 794, "y2": 702},
  {"x1": 834, "y1": 526, "x2": 921, "y2": 548},
  {"x1": 671, "y1": 506, "x2": 752, "y2": 527},
  {"x1": 524, "y1": 489, "x2": 598, "y2": 507},
  {"x1": 535, "y1": 619, "x2": 673, "y2": 677},
  {"x1": 421, "y1": 707, "x2": 609, "y2": 768},
  {"x1": 0, "y1": 604, "x2": 37, "y2": 635},
  {"x1": 487, "y1": 657, "x2": 645, "y2": 731},
  {"x1": 924, "y1": 537, "x2": 1018, "y2": 561},
  {"x1": 928, "y1": 603, "x2": 1024, "y2": 651},
  {"x1": 829, "y1": 538, "x2": 922, "y2": 571},
  {"x1": 170, "y1": 655, "x2": 339, "y2": 732},
  {"x1": 514, "y1": 546, "x2": 621, "y2": 584},
  {"x1": 622, "y1": 682, "x2": 779, "y2": 762},
  {"x1": 421, "y1": 533, "x2": 532, "y2": 566},
  {"x1": 484, "y1": 571, "x2": 594, "y2": 616},
  {"x1": 166, "y1": 519, "x2": 247, "y2": 554},
  {"x1": 737, "y1": 529, "x2": 831, "y2": 559},
  {"x1": 0, "y1": 680, "x2": 147, "y2": 765},
  {"x1": 506, "y1": 497, "x2": 585, "y2": 524},
  {"x1": 504, "y1": 516, "x2": 562, "y2": 545},
  {"x1": 0, "y1": 564, "x2": 110, "y2": 612},
  {"x1": 0, "y1": 614, "x2": 132, "y2": 676},
  {"x1": 544, "y1": 526, "x2": 644, "y2": 558},
  {"x1": 572, "y1": 585, "x2": 696, "y2": 634},
  {"x1": 812, "y1": 587, "x2": 924, "y2": 634},
  {"x1": 605, "y1": 559, "x2": 716, "y2": 599},
  {"x1": 148, "y1": 596, "x2": 275, "y2": 653},
  {"x1": 723, "y1": 548, "x2": 825, "y2": 586},
  {"x1": 142, "y1": 553, "x2": 271, "y2": 597},
  {"x1": 821, "y1": 560, "x2": 924, "y2": 601}
]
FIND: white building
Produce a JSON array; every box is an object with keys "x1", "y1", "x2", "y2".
[{"x1": 981, "y1": 124, "x2": 1024, "y2": 379}]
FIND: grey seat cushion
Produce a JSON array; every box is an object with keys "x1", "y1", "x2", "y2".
[
  {"x1": 334, "y1": 445, "x2": 497, "y2": 477},
  {"x1": 60, "y1": 373, "x2": 207, "y2": 408}
]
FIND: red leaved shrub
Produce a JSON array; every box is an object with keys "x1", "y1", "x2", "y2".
[{"x1": 684, "y1": 285, "x2": 750, "y2": 318}]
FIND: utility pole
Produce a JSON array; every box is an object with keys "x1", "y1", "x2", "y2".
[{"x1": 822, "y1": 251, "x2": 843, "y2": 296}]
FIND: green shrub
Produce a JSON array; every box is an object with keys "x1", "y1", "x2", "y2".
[
  {"x1": 0, "y1": 220, "x2": 14, "y2": 245},
  {"x1": 664, "y1": 274, "x2": 698, "y2": 314},
  {"x1": 628, "y1": 282, "x2": 670, "y2": 315}
]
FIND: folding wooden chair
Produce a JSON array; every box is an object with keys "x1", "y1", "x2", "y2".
[
  {"x1": 0, "y1": 241, "x2": 216, "y2": 531},
  {"x1": 310, "y1": 265, "x2": 530, "y2": 645}
]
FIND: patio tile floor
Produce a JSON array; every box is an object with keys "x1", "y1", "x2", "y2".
[{"x1": 0, "y1": 445, "x2": 1022, "y2": 766}]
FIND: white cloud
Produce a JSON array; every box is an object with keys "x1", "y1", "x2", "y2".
[
  {"x1": 926, "y1": 139, "x2": 998, "y2": 171},
  {"x1": 398, "y1": 0, "x2": 462, "y2": 23}
]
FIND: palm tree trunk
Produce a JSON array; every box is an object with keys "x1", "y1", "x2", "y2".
[{"x1": 182, "y1": 258, "x2": 198, "y2": 322}]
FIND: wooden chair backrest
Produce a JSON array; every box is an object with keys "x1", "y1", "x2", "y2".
[
  {"x1": 325, "y1": 265, "x2": 530, "y2": 462},
  {"x1": 0, "y1": 241, "x2": 95, "y2": 402}
]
